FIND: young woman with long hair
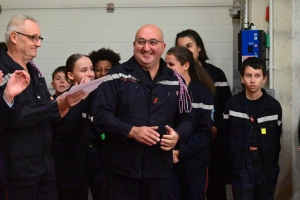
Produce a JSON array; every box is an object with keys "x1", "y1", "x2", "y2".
[
  {"x1": 175, "y1": 29, "x2": 232, "y2": 200},
  {"x1": 165, "y1": 46, "x2": 214, "y2": 200}
]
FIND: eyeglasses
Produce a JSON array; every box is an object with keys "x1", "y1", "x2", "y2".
[
  {"x1": 15, "y1": 31, "x2": 43, "y2": 43},
  {"x1": 135, "y1": 38, "x2": 164, "y2": 46}
]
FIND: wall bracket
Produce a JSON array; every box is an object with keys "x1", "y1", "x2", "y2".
[{"x1": 107, "y1": 3, "x2": 114, "y2": 13}]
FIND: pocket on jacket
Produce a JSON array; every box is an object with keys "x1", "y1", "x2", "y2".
[{"x1": 7, "y1": 156, "x2": 42, "y2": 181}]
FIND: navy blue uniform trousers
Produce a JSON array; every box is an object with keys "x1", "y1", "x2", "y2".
[
  {"x1": 61, "y1": 147, "x2": 104, "y2": 200},
  {"x1": 6, "y1": 181, "x2": 58, "y2": 200},
  {"x1": 170, "y1": 165, "x2": 207, "y2": 200},
  {"x1": 0, "y1": 184, "x2": 5, "y2": 199},
  {"x1": 103, "y1": 172, "x2": 170, "y2": 200},
  {"x1": 231, "y1": 149, "x2": 277, "y2": 200}
]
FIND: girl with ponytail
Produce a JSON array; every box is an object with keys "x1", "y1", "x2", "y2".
[
  {"x1": 165, "y1": 46, "x2": 214, "y2": 200},
  {"x1": 176, "y1": 29, "x2": 232, "y2": 199}
]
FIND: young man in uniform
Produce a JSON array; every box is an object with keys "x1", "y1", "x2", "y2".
[{"x1": 224, "y1": 57, "x2": 282, "y2": 200}]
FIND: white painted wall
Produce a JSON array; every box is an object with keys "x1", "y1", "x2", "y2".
[{"x1": 0, "y1": 0, "x2": 233, "y2": 91}]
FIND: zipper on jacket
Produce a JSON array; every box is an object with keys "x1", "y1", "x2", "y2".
[
  {"x1": 136, "y1": 83, "x2": 139, "y2": 97},
  {"x1": 134, "y1": 83, "x2": 139, "y2": 112},
  {"x1": 240, "y1": 125, "x2": 253, "y2": 177}
]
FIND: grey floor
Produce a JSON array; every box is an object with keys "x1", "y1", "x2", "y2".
[
  {"x1": 88, "y1": 189, "x2": 92, "y2": 200},
  {"x1": 226, "y1": 184, "x2": 234, "y2": 200}
]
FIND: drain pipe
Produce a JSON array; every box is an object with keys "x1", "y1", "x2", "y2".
[
  {"x1": 244, "y1": 0, "x2": 249, "y2": 29},
  {"x1": 269, "y1": 0, "x2": 274, "y2": 89}
]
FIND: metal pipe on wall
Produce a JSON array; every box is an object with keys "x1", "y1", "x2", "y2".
[
  {"x1": 244, "y1": 0, "x2": 249, "y2": 29},
  {"x1": 269, "y1": 0, "x2": 274, "y2": 89}
]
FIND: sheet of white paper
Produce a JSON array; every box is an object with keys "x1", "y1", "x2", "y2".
[{"x1": 67, "y1": 75, "x2": 107, "y2": 95}]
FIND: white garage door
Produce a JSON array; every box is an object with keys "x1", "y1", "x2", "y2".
[{"x1": 0, "y1": 0, "x2": 233, "y2": 92}]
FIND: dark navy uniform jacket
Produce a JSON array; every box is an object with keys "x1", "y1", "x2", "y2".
[
  {"x1": 176, "y1": 80, "x2": 214, "y2": 174},
  {"x1": 203, "y1": 62, "x2": 231, "y2": 132},
  {"x1": 223, "y1": 89, "x2": 282, "y2": 180},
  {"x1": 53, "y1": 92, "x2": 101, "y2": 189},
  {"x1": 0, "y1": 49, "x2": 60, "y2": 186},
  {"x1": 93, "y1": 56, "x2": 194, "y2": 179},
  {"x1": 203, "y1": 61, "x2": 231, "y2": 171}
]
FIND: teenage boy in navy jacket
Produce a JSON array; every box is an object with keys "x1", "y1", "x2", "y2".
[{"x1": 224, "y1": 57, "x2": 282, "y2": 200}]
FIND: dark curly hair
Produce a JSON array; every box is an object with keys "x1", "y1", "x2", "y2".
[{"x1": 88, "y1": 48, "x2": 121, "y2": 67}]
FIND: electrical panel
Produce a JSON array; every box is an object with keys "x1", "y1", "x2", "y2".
[{"x1": 238, "y1": 30, "x2": 266, "y2": 71}]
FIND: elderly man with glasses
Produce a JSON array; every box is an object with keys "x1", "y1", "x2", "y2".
[
  {"x1": 92, "y1": 24, "x2": 194, "y2": 200},
  {"x1": 0, "y1": 14, "x2": 86, "y2": 200}
]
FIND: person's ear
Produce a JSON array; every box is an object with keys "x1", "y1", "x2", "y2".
[
  {"x1": 161, "y1": 42, "x2": 166, "y2": 52},
  {"x1": 10, "y1": 32, "x2": 18, "y2": 44},
  {"x1": 51, "y1": 82, "x2": 54, "y2": 89},
  {"x1": 263, "y1": 75, "x2": 267, "y2": 84},
  {"x1": 183, "y1": 62, "x2": 190, "y2": 71},
  {"x1": 197, "y1": 46, "x2": 201, "y2": 53},
  {"x1": 67, "y1": 72, "x2": 74, "y2": 81},
  {"x1": 240, "y1": 75, "x2": 245, "y2": 84}
]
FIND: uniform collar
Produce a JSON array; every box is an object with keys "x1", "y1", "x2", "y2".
[
  {"x1": 238, "y1": 88, "x2": 271, "y2": 110},
  {"x1": 0, "y1": 49, "x2": 24, "y2": 72},
  {"x1": 188, "y1": 79, "x2": 198, "y2": 87},
  {"x1": 0, "y1": 49, "x2": 41, "y2": 88},
  {"x1": 124, "y1": 56, "x2": 174, "y2": 84}
]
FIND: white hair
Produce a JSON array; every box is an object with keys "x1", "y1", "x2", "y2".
[{"x1": 5, "y1": 14, "x2": 37, "y2": 43}]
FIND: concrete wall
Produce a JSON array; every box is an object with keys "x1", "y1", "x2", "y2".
[
  {"x1": 250, "y1": 1, "x2": 300, "y2": 199},
  {"x1": 292, "y1": 1, "x2": 300, "y2": 198}
]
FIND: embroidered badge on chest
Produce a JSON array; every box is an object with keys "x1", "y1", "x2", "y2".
[
  {"x1": 250, "y1": 116, "x2": 254, "y2": 123},
  {"x1": 121, "y1": 77, "x2": 137, "y2": 83}
]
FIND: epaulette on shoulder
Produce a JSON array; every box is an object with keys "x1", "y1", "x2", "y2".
[{"x1": 0, "y1": 72, "x2": 12, "y2": 86}]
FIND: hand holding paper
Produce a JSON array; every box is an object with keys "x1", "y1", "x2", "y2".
[
  {"x1": 57, "y1": 75, "x2": 109, "y2": 118},
  {"x1": 57, "y1": 90, "x2": 87, "y2": 118},
  {"x1": 67, "y1": 75, "x2": 108, "y2": 95}
]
